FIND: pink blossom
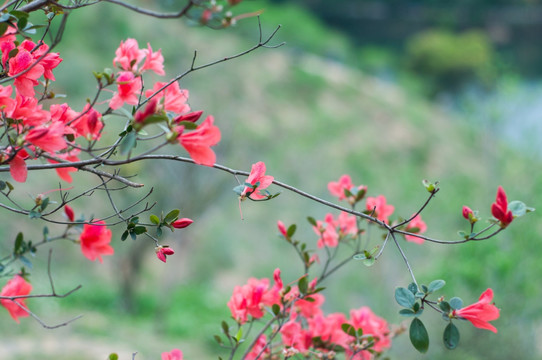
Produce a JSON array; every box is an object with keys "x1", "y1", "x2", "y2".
[
  {"x1": 0, "y1": 85, "x2": 15, "y2": 115},
  {"x1": 79, "y1": 221, "x2": 114, "y2": 263},
  {"x1": 173, "y1": 110, "x2": 203, "y2": 124},
  {"x1": 47, "y1": 149, "x2": 80, "y2": 183},
  {"x1": 161, "y1": 349, "x2": 183, "y2": 360},
  {"x1": 25, "y1": 121, "x2": 67, "y2": 153},
  {"x1": 113, "y1": 38, "x2": 146, "y2": 71},
  {"x1": 308, "y1": 312, "x2": 351, "y2": 349},
  {"x1": 11, "y1": 93, "x2": 50, "y2": 127},
  {"x1": 246, "y1": 335, "x2": 270, "y2": 360},
  {"x1": 64, "y1": 205, "x2": 75, "y2": 222},
  {"x1": 277, "y1": 220, "x2": 288, "y2": 237},
  {"x1": 145, "y1": 81, "x2": 190, "y2": 114},
  {"x1": 462, "y1": 206, "x2": 473, "y2": 220},
  {"x1": 227, "y1": 277, "x2": 279, "y2": 324},
  {"x1": 141, "y1": 43, "x2": 165, "y2": 75},
  {"x1": 453, "y1": 288, "x2": 500, "y2": 333},
  {"x1": 280, "y1": 320, "x2": 312, "y2": 353},
  {"x1": 171, "y1": 218, "x2": 193, "y2": 229},
  {"x1": 32, "y1": 42, "x2": 62, "y2": 81},
  {"x1": 328, "y1": 174, "x2": 367, "y2": 203},
  {"x1": 365, "y1": 195, "x2": 394, "y2": 224},
  {"x1": 70, "y1": 105, "x2": 103, "y2": 140},
  {"x1": 134, "y1": 97, "x2": 159, "y2": 126},
  {"x1": 313, "y1": 214, "x2": 339, "y2": 248},
  {"x1": 0, "y1": 275, "x2": 32, "y2": 323},
  {"x1": 178, "y1": 116, "x2": 221, "y2": 166},
  {"x1": 50, "y1": 103, "x2": 78, "y2": 125},
  {"x1": 8, "y1": 148, "x2": 29, "y2": 183},
  {"x1": 349, "y1": 307, "x2": 391, "y2": 352},
  {"x1": 491, "y1": 186, "x2": 513, "y2": 228},
  {"x1": 109, "y1": 71, "x2": 142, "y2": 110},
  {"x1": 404, "y1": 214, "x2": 427, "y2": 244},
  {"x1": 295, "y1": 293, "x2": 325, "y2": 318},
  {"x1": 8, "y1": 48, "x2": 44, "y2": 97},
  {"x1": 156, "y1": 246, "x2": 175, "y2": 263},
  {"x1": 241, "y1": 161, "x2": 274, "y2": 200}
]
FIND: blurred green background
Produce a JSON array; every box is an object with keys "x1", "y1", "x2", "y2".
[{"x1": 0, "y1": 0, "x2": 541, "y2": 359}]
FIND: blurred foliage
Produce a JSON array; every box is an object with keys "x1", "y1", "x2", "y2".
[
  {"x1": 0, "y1": 1, "x2": 540, "y2": 360},
  {"x1": 405, "y1": 29, "x2": 496, "y2": 95}
]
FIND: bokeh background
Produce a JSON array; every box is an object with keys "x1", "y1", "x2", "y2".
[{"x1": 0, "y1": 0, "x2": 541, "y2": 359}]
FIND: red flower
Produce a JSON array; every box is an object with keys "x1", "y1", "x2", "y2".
[
  {"x1": 109, "y1": 71, "x2": 142, "y2": 110},
  {"x1": 171, "y1": 218, "x2": 193, "y2": 229},
  {"x1": 79, "y1": 221, "x2": 114, "y2": 263},
  {"x1": 178, "y1": 116, "x2": 221, "y2": 166},
  {"x1": 0, "y1": 275, "x2": 32, "y2": 323},
  {"x1": 64, "y1": 205, "x2": 75, "y2": 222},
  {"x1": 328, "y1": 174, "x2": 367, "y2": 203},
  {"x1": 161, "y1": 349, "x2": 183, "y2": 360},
  {"x1": 453, "y1": 288, "x2": 500, "y2": 333},
  {"x1": 241, "y1": 161, "x2": 274, "y2": 200},
  {"x1": 156, "y1": 246, "x2": 175, "y2": 263},
  {"x1": 404, "y1": 214, "x2": 427, "y2": 244},
  {"x1": 365, "y1": 195, "x2": 394, "y2": 224},
  {"x1": 491, "y1": 186, "x2": 513, "y2": 228}
]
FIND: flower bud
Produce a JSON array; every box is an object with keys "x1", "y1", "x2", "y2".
[
  {"x1": 171, "y1": 218, "x2": 193, "y2": 229},
  {"x1": 173, "y1": 110, "x2": 203, "y2": 124},
  {"x1": 155, "y1": 245, "x2": 175, "y2": 263},
  {"x1": 277, "y1": 220, "x2": 287, "y2": 237},
  {"x1": 64, "y1": 205, "x2": 75, "y2": 222}
]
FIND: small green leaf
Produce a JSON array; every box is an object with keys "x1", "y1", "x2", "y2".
[
  {"x1": 108, "y1": 354, "x2": 119, "y2": 360},
  {"x1": 164, "y1": 209, "x2": 180, "y2": 223},
  {"x1": 0, "y1": 181, "x2": 5, "y2": 191},
  {"x1": 272, "y1": 303, "x2": 280, "y2": 316},
  {"x1": 362, "y1": 257, "x2": 376, "y2": 267},
  {"x1": 353, "y1": 253, "x2": 366, "y2": 260},
  {"x1": 121, "y1": 230, "x2": 128, "y2": 241},
  {"x1": 221, "y1": 321, "x2": 229, "y2": 336},
  {"x1": 449, "y1": 297, "x2": 463, "y2": 310},
  {"x1": 6, "y1": 181, "x2": 14, "y2": 191},
  {"x1": 410, "y1": 318, "x2": 429, "y2": 353},
  {"x1": 443, "y1": 322, "x2": 460, "y2": 350},
  {"x1": 307, "y1": 216, "x2": 317, "y2": 226},
  {"x1": 150, "y1": 215, "x2": 160, "y2": 225},
  {"x1": 287, "y1": 224, "x2": 296, "y2": 237},
  {"x1": 233, "y1": 327, "x2": 242, "y2": 343},
  {"x1": 232, "y1": 184, "x2": 245, "y2": 196},
  {"x1": 408, "y1": 282, "x2": 418, "y2": 294},
  {"x1": 143, "y1": 114, "x2": 169, "y2": 125},
  {"x1": 213, "y1": 335, "x2": 223, "y2": 345},
  {"x1": 156, "y1": 226, "x2": 163, "y2": 237},
  {"x1": 176, "y1": 120, "x2": 198, "y2": 129},
  {"x1": 399, "y1": 309, "x2": 416, "y2": 317},
  {"x1": 508, "y1": 200, "x2": 528, "y2": 217},
  {"x1": 28, "y1": 210, "x2": 41, "y2": 219},
  {"x1": 457, "y1": 231, "x2": 468, "y2": 239},
  {"x1": 119, "y1": 131, "x2": 137, "y2": 155},
  {"x1": 14, "y1": 232, "x2": 24, "y2": 254},
  {"x1": 439, "y1": 301, "x2": 451, "y2": 313},
  {"x1": 341, "y1": 323, "x2": 357, "y2": 337},
  {"x1": 129, "y1": 231, "x2": 137, "y2": 241},
  {"x1": 40, "y1": 197, "x2": 49, "y2": 211},
  {"x1": 133, "y1": 226, "x2": 147, "y2": 235},
  {"x1": 428, "y1": 279, "x2": 445, "y2": 293},
  {"x1": 395, "y1": 287, "x2": 416, "y2": 308},
  {"x1": 298, "y1": 276, "x2": 308, "y2": 295}
]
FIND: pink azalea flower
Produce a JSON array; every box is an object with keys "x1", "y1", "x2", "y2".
[
  {"x1": 8, "y1": 148, "x2": 29, "y2": 183},
  {"x1": 79, "y1": 221, "x2": 114, "y2": 263},
  {"x1": 50, "y1": 103, "x2": 78, "y2": 125},
  {"x1": 171, "y1": 218, "x2": 193, "y2": 229},
  {"x1": 178, "y1": 116, "x2": 221, "y2": 166},
  {"x1": 8, "y1": 48, "x2": 44, "y2": 97},
  {"x1": 491, "y1": 186, "x2": 513, "y2": 228},
  {"x1": 156, "y1": 246, "x2": 175, "y2": 263},
  {"x1": 453, "y1": 288, "x2": 500, "y2": 333},
  {"x1": 246, "y1": 335, "x2": 270, "y2": 360},
  {"x1": 161, "y1": 349, "x2": 183, "y2": 360},
  {"x1": 145, "y1": 81, "x2": 190, "y2": 114},
  {"x1": 32, "y1": 42, "x2": 62, "y2": 81},
  {"x1": 11, "y1": 92, "x2": 50, "y2": 127},
  {"x1": 328, "y1": 174, "x2": 367, "y2": 203},
  {"x1": 365, "y1": 195, "x2": 394, "y2": 224},
  {"x1": 277, "y1": 220, "x2": 288, "y2": 237},
  {"x1": 0, "y1": 275, "x2": 32, "y2": 323},
  {"x1": 47, "y1": 149, "x2": 80, "y2": 183},
  {"x1": 404, "y1": 214, "x2": 427, "y2": 244},
  {"x1": 113, "y1": 38, "x2": 146, "y2": 72},
  {"x1": 141, "y1": 43, "x2": 165, "y2": 75},
  {"x1": 308, "y1": 312, "x2": 351, "y2": 349},
  {"x1": 349, "y1": 306, "x2": 391, "y2": 352},
  {"x1": 241, "y1": 161, "x2": 274, "y2": 200},
  {"x1": 109, "y1": 71, "x2": 142, "y2": 110},
  {"x1": 227, "y1": 277, "x2": 279, "y2": 324},
  {"x1": 0, "y1": 85, "x2": 16, "y2": 115},
  {"x1": 280, "y1": 320, "x2": 313, "y2": 353},
  {"x1": 25, "y1": 121, "x2": 67, "y2": 153},
  {"x1": 134, "y1": 97, "x2": 159, "y2": 126},
  {"x1": 70, "y1": 105, "x2": 103, "y2": 140},
  {"x1": 312, "y1": 214, "x2": 339, "y2": 248}
]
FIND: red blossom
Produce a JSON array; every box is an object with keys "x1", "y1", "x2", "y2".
[
  {"x1": 141, "y1": 43, "x2": 165, "y2": 75},
  {"x1": 25, "y1": 121, "x2": 67, "y2": 153},
  {"x1": 453, "y1": 288, "x2": 500, "y2": 333},
  {"x1": 145, "y1": 81, "x2": 190, "y2": 114},
  {"x1": 462, "y1": 206, "x2": 473, "y2": 220},
  {"x1": 0, "y1": 275, "x2": 32, "y2": 323},
  {"x1": 79, "y1": 221, "x2": 114, "y2": 263},
  {"x1": 365, "y1": 195, "x2": 394, "y2": 224},
  {"x1": 109, "y1": 71, "x2": 142, "y2": 110},
  {"x1": 113, "y1": 38, "x2": 146, "y2": 71},
  {"x1": 173, "y1": 110, "x2": 203, "y2": 124},
  {"x1": 64, "y1": 205, "x2": 75, "y2": 222},
  {"x1": 171, "y1": 218, "x2": 193, "y2": 229},
  {"x1": 161, "y1": 349, "x2": 183, "y2": 360},
  {"x1": 328, "y1": 174, "x2": 367, "y2": 203},
  {"x1": 491, "y1": 186, "x2": 513, "y2": 228},
  {"x1": 241, "y1": 161, "x2": 274, "y2": 200},
  {"x1": 156, "y1": 246, "x2": 175, "y2": 263},
  {"x1": 246, "y1": 335, "x2": 270, "y2": 360},
  {"x1": 178, "y1": 116, "x2": 221, "y2": 166},
  {"x1": 404, "y1": 214, "x2": 427, "y2": 244}
]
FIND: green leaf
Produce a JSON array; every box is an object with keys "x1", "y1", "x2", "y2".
[
  {"x1": 28, "y1": 210, "x2": 41, "y2": 219},
  {"x1": 0, "y1": 181, "x2": 6, "y2": 191},
  {"x1": 221, "y1": 321, "x2": 229, "y2": 336},
  {"x1": 449, "y1": 297, "x2": 463, "y2": 310},
  {"x1": 428, "y1": 279, "x2": 445, "y2": 293},
  {"x1": 108, "y1": 354, "x2": 119, "y2": 360},
  {"x1": 443, "y1": 322, "x2": 460, "y2": 350},
  {"x1": 422, "y1": 179, "x2": 436, "y2": 193},
  {"x1": 395, "y1": 287, "x2": 416, "y2": 308},
  {"x1": 399, "y1": 309, "x2": 416, "y2": 317},
  {"x1": 408, "y1": 282, "x2": 418, "y2": 294},
  {"x1": 233, "y1": 327, "x2": 243, "y2": 343},
  {"x1": 410, "y1": 318, "x2": 429, "y2": 353},
  {"x1": 133, "y1": 226, "x2": 147, "y2": 235},
  {"x1": 156, "y1": 226, "x2": 163, "y2": 237},
  {"x1": 164, "y1": 209, "x2": 180, "y2": 223},
  {"x1": 121, "y1": 230, "x2": 129, "y2": 241},
  {"x1": 176, "y1": 120, "x2": 198, "y2": 129},
  {"x1": 232, "y1": 184, "x2": 245, "y2": 196},
  {"x1": 272, "y1": 303, "x2": 280, "y2": 316},
  {"x1": 307, "y1": 216, "x2": 317, "y2": 226},
  {"x1": 362, "y1": 258, "x2": 376, "y2": 267},
  {"x1": 353, "y1": 253, "x2": 366, "y2": 260},
  {"x1": 17, "y1": 16, "x2": 27, "y2": 30},
  {"x1": 213, "y1": 335, "x2": 223, "y2": 345},
  {"x1": 119, "y1": 131, "x2": 137, "y2": 155},
  {"x1": 508, "y1": 200, "x2": 529, "y2": 217},
  {"x1": 287, "y1": 224, "x2": 296, "y2": 237},
  {"x1": 298, "y1": 276, "x2": 308, "y2": 295},
  {"x1": 6, "y1": 181, "x2": 14, "y2": 191},
  {"x1": 457, "y1": 231, "x2": 468, "y2": 239},
  {"x1": 40, "y1": 197, "x2": 49, "y2": 211},
  {"x1": 129, "y1": 231, "x2": 137, "y2": 241},
  {"x1": 143, "y1": 114, "x2": 169, "y2": 125},
  {"x1": 439, "y1": 301, "x2": 451, "y2": 313},
  {"x1": 14, "y1": 232, "x2": 24, "y2": 254},
  {"x1": 150, "y1": 215, "x2": 160, "y2": 225},
  {"x1": 341, "y1": 323, "x2": 357, "y2": 337}
]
